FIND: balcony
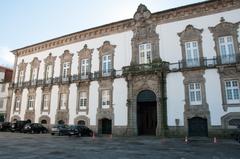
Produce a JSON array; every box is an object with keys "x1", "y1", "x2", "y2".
[
  {"x1": 122, "y1": 62, "x2": 169, "y2": 76},
  {"x1": 216, "y1": 54, "x2": 239, "y2": 65}
]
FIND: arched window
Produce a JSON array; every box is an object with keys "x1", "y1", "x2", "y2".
[
  {"x1": 41, "y1": 119, "x2": 47, "y2": 124},
  {"x1": 77, "y1": 120, "x2": 85, "y2": 126}
]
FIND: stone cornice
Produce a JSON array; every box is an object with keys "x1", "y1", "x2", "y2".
[{"x1": 12, "y1": 0, "x2": 240, "y2": 57}]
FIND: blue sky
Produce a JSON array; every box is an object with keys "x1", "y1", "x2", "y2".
[{"x1": 0, "y1": 0, "x2": 205, "y2": 67}]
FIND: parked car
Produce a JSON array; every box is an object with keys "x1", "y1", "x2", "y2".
[
  {"x1": 10, "y1": 120, "x2": 31, "y2": 132},
  {"x1": 23, "y1": 123, "x2": 48, "y2": 134},
  {"x1": 51, "y1": 124, "x2": 69, "y2": 136},
  {"x1": 0, "y1": 122, "x2": 11, "y2": 131},
  {"x1": 68, "y1": 125, "x2": 93, "y2": 137},
  {"x1": 231, "y1": 125, "x2": 240, "y2": 143}
]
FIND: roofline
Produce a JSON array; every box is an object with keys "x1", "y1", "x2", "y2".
[
  {"x1": 11, "y1": 0, "x2": 240, "y2": 56},
  {"x1": 10, "y1": 0, "x2": 212, "y2": 53},
  {"x1": 10, "y1": 18, "x2": 132, "y2": 53}
]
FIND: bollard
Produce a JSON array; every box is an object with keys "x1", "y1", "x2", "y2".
[
  {"x1": 92, "y1": 132, "x2": 96, "y2": 140},
  {"x1": 185, "y1": 136, "x2": 188, "y2": 143},
  {"x1": 213, "y1": 137, "x2": 217, "y2": 144}
]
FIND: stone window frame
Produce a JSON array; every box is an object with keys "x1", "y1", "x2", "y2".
[
  {"x1": 26, "y1": 88, "x2": 36, "y2": 111},
  {"x1": 188, "y1": 82, "x2": 202, "y2": 106},
  {"x1": 57, "y1": 85, "x2": 70, "y2": 111},
  {"x1": 221, "y1": 112, "x2": 240, "y2": 129},
  {"x1": 178, "y1": 25, "x2": 204, "y2": 68},
  {"x1": 183, "y1": 73, "x2": 207, "y2": 108},
  {"x1": 29, "y1": 57, "x2": 41, "y2": 85},
  {"x1": 43, "y1": 53, "x2": 56, "y2": 83},
  {"x1": 218, "y1": 66, "x2": 240, "y2": 111},
  {"x1": 17, "y1": 60, "x2": 27, "y2": 86},
  {"x1": 59, "y1": 50, "x2": 74, "y2": 81},
  {"x1": 13, "y1": 90, "x2": 22, "y2": 113},
  {"x1": 138, "y1": 43, "x2": 152, "y2": 64},
  {"x1": 183, "y1": 70, "x2": 211, "y2": 129},
  {"x1": 209, "y1": 17, "x2": 240, "y2": 64},
  {"x1": 77, "y1": 44, "x2": 93, "y2": 80},
  {"x1": 76, "y1": 82, "x2": 90, "y2": 114},
  {"x1": 131, "y1": 4, "x2": 160, "y2": 65},
  {"x1": 41, "y1": 87, "x2": 52, "y2": 114},
  {"x1": 0, "y1": 98, "x2": 4, "y2": 109},
  {"x1": 98, "y1": 41, "x2": 116, "y2": 77},
  {"x1": 98, "y1": 80, "x2": 113, "y2": 110}
]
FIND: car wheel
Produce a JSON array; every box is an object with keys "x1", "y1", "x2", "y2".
[{"x1": 51, "y1": 133, "x2": 55, "y2": 136}]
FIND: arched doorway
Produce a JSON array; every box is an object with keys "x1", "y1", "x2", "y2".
[
  {"x1": 188, "y1": 117, "x2": 208, "y2": 137},
  {"x1": 26, "y1": 119, "x2": 31, "y2": 123},
  {"x1": 58, "y1": 120, "x2": 65, "y2": 125},
  {"x1": 99, "y1": 118, "x2": 112, "y2": 134},
  {"x1": 41, "y1": 119, "x2": 47, "y2": 124},
  {"x1": 137, "y1": 90, "x2": 157, "y2": 135},
  {"x1": 77, "y1": 120, "x2": 85, "y2": 126}
]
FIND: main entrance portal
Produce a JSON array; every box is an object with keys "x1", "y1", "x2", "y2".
[{"x1": 137, "y1": 90, "x2": 157, "y2": 135}]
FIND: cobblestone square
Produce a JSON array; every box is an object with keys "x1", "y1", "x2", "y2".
[{"x1": 0, "y1": 132, "x2": 239, "y2": 159}]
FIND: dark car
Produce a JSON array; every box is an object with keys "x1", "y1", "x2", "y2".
[
  {"x1": 51, "y1": 124, "x2": 69, "y2": 136},
  {"x1": 10, "y1": 120, "x2": 31, "y2": 132},
  {"x1": 23, "y1": 123, "x2": 48, "y2": 134},
  {"x1": 0, "y1": 122, "x2": 11, "y2": 131},
  {"x1": 68, "y1": 125, "x2": 93, "y2": 137},
  {"x1": 231, "y1": 125, "x2": 240, "y2": 143}
]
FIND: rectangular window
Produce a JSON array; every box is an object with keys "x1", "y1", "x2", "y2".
[
  {"x1": 219, "y1": 36, "x2": 235, "y2": 64},
  {"x1": 1, "y1": 84, "x2": 5, "y2": 92},
  {"x1": 185, "y1": 41, "x2": 200, "y2": 67},
  {"x1": 189, "y1": 83, "x2": 202, "y2": 105},
  {"x1": 102, "y1": 55, "x2": 111, "y2": 76},
  {"x1": 60, "y1": 93, "x2": 67, "y2": 110},
  {"x1": 225, "y1": 80, "x2": 240, "y2": 104},
  {"x1": 15, "y1": 97, "x2": 21, "y2": 111},
  {"x1": 102, "y1": 90, "x2": 110, "y2": 109},
  {"x1": 19, "y1": 70, "x2": 24, "y2": 86},
  {"x1": 27, "y1": 96, "x2": 34, "y2": 110},
  {"x1": 43, "y1": 94, "x2": 50, "y2": 110},
  {"x1": 0, "y1": 98, "x2": 4, "y2": 109},
  {"x1": 79, "y1": 92, "x2": 87, "y2": 110},
  {"x1": 31, "y1": 68, "x2": 38, "y2": 82},
  {"x1": 45, "y1": 65, "x2": 53, "y2": 80},
  {"x1": 81, "y1": 59, "x2": 89, "y2": 79},
  {"x1": 62, "y1": 62, "x2": 70, "y2": 79},
  {"x1": 139, "y1": 43, "x2": 152, "y2": 64}
]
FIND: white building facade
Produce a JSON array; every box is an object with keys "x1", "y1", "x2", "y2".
[
  {"x1": 0, "y1": 66, "x2": 13, "y2": 122},
  {"x1": 8, "y1": 0, "x2": 240, "y2": 136}
]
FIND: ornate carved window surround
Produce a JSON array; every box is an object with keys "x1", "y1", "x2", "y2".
[
  {"x1": 13, "y1": 89, "x2": 22, "y2": 113},
  {"x1": 183, "y1": 70, "x2": 211, "y2": 128},
  {"x1": 41, "y1": 87, "x2": 52, "y2": 114},
  {"x1": 17, "y1": 60, "x2": 27, "y2": 87},
  {"x1": 218, "y1": 66, "x2": 240, "y2": 111},
  {"x1": 77, "y1": 44, "x2": 93, "y2": 80},
  {"x1": 44, "y1": 53, "x2": 56, "y2": 84},
  {"x1": 29, "y1": 57, "x2": 41, "y2": 86},
  {"x1": 98, "y1": 41, "x2": 116, "y2": 77},
  {"x1": 209, "y1": 17, "x2": 240, "y2": 64},
  {"x1": 131, "y1": 4, "x2": 160, "y2": 65},
  {"x1": 178, "y1": 25, "x2": 204, "y2": 68},
  {"x1": 76, "y1": 82, "x2": 90, "y2": 114},
  {"x1": 59, "y1": 50, "x2": 74, "y2": 82}
]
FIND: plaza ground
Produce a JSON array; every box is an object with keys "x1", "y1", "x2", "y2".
[{"x1": 0, "y1": 132, "x2": 239, "y2": 159}]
